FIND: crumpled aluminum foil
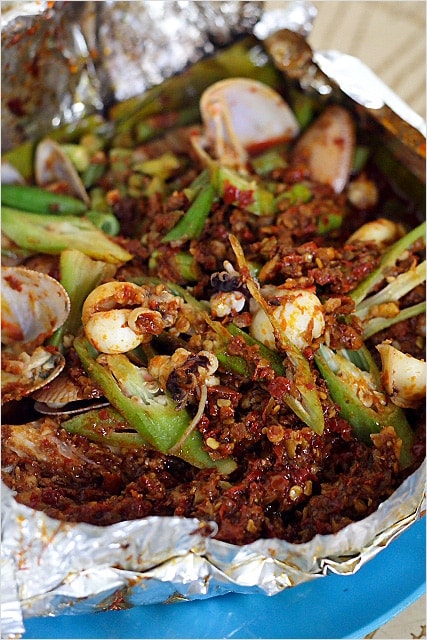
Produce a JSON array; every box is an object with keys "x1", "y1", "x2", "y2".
[
  {"x1": 1, "y1": 0, "x2": 266, "y2": 151},
  {"x1": 2, "y1": 463, "x2": 425, "y2": 637},
  {"x1": 1, "y1": 2, "x2": 425, "y2": 637}
]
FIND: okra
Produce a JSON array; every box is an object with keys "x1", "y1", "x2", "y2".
[
  {"x1": 62, "y1": 405, "x2": 150, "y2": 449},
  {"x1": 229, "y1": 234, "x2": 325, "y2": 433},
  {"x1": 275, "y1": 183, "x2": 312, "y2": 206},
  {"x1": 73, "y1": 336, "x2": 236, "y2": 473},
  {"x1": 315, "y1": 344, "x2": 415, "y2": 469},
  {"x1": 148, "y1": 249, "x2": 201, "y2": 283},
  {"x1": 208, "y1": 319, "x2": 287, "y2": 379},
  {"x1": 86, "y1": 210, "x2": 120, "y2": 236},
  {"x1": 213, "y1": 165, "x2": 275, "y2": 216}
]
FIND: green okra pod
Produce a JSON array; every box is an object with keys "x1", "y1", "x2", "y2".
[
  {"x1": 213, "y1": 165, "x2": 275, "y2": 216},
  {"x1": 73, "y1": 336, "x2": 236, "y2": 473},
  {"x1": 315, "y1": 344, "x2": 414, "y2": 469},
  {"x1": 49, "y1": 249, "x2": 116, "y2": 348},
  {"x1": 229, "y1": 234, "x2": 325, "y2": 434},
  {"x1": 62, "y1": 405, "x2": 150, "y2": 449},
  {"x1": 209, "y1": 320, "x2": 286, "y2": 379},
  {"x1": 86, "y1": 210, "x2": 121, "y2": 236}
]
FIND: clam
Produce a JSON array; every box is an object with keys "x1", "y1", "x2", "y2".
[
  {"x1": 376, "y1": 343, "x2": 426, "y2": 409},
  {"x1": 2, "y1": 347, "x2": 66, "y2": 405},
  {"x1": 1, "y1": 266, "x2": 71, "y2": 350},
  {"x1": 33, "y1": 372, "x2": 108, "y2": 416},
  {"x1": 1, "y1": 160, "x2": 25, "y2": 185},
  {"x1": 35, "y1": 138, "x2": 91, "y2": 205},
  {"x1": 292, "y1": 105, "x2": 355, "y2": 193},
  {"x1": 192, "y1": 77, "x2": 300, "y2": 172},
  {"x1": 1, "y1": 267, "x2": 70, "y2": 402}
]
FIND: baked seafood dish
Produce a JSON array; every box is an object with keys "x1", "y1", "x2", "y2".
[{"x1": 2, "y1": 33, "x2": 425, "y2": 555}]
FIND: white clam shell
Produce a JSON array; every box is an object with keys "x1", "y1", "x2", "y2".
[
  {"x1": 376, "y1": 342, "x2": 426, "y2": 409},
  {"x1": 293, "y1": 105, "x2": 355, "y2": 193},
  {"x1": 199, "y1": 77, "x2": 300, "y2": 168},
  {"x1": 1, "y1": 267, "x2": 71, "y2": 347},
  {"x1": 35, "y1": 138, "x2": 90, "y2": 205}
]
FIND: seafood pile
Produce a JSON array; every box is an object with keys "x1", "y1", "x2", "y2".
[{"x1": 1, "y1": 48, "x2": 426, "y2": 548}]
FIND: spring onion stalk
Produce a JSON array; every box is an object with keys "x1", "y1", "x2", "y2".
[
  {"x1": 363, "y1": 301, "x2": 426, "y2": 340},
  {"x1": 350, "y1": 221, "x2": 426, "y2": 306},
  {"x1": 49, "y1": 249, "x2": 116, "y2": 348},
  {"x1": 347, "y1": 222, "x2": 426, "y2": 339},
  {"x1": 1, "y1": 207, "x2": 132, "y2": 264}
]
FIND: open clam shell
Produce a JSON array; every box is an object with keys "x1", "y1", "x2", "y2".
[
  {"x1": 35, "y1": 138, "x2": 91, "y2": 205},
  {"x1": 1, "y1": 266, "x2": 71, "y2": 349},
  {"x1": 198, "y1": 77, "x2": 300, "y2": 169},
  {"x1": 33, "y1": 372, "x2": 108, "y2": 415},
  {"x1": 1, "y1": 347, "x2": 66, "y2": 405},
  {"x1": 1, "y1": 267, "x2": 70, "y2": 403},
  {"x1": 292, "y1": 104, "x2": 355, "y2": 193}
]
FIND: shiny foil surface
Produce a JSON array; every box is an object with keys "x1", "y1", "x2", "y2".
[{"x1": 1, "y1": 2, "x2": 425, "y2": 637}]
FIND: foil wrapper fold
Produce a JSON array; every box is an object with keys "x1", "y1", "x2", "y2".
[
  {"x1": 1, "y1": 1, "x2": 266, "y2": 151},
  {"x1": 1, "y1": 462, "x2": 425, "y2": 637},
  {"x1": 1, "y1": 2, "x2": 425, "y2": 636}
]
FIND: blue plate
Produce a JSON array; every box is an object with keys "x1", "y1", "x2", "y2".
[{"x1": 22, "y1": 517, "x2": 425, "y2": 639}]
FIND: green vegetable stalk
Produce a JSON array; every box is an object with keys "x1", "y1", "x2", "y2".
[
  {"x1": 148, "y1": 249, "x2": 201, "y2": 283},
  {"x1": 1, "y1": 184, "x2": 87, "y2": 216},
  {"x1": 85, "y1": 210, "x2": 121, "y2": 236},
  {"x1": 351, "y1": 222, "x2": 425, "y2": 306},
  {"x1": 2, "y1": 114, "x2": 109, "y2": 181},
  {"x1": 229, "y1": 234, "x2": 325, "y2": 434},
  {"x1": 162, "y1": 184, "x2": 216, "y2": 243},
  {"x1": 73, "y1": 336, "x2": 236, "y2": 473},
  {"x1": 49, "y1": 249, "x2": 116, "y2": 348},
  {"x1": 1, "y1": 207, "x2": 132, "y2": 264},
  {"x1": 350, "y1": 222, "x2": 426, "y2": 339},
  {"x1": 212, "y1": 165, "x2": 275, "y2": 216},
  {"x1": 62, "y1": 405, "x2": 151, "y2": 449},
  {"x1": 315, "y1": 344, "x2": 414, "y2": 469},
  {"x1": 207, "y1": 318, "x2": 287, "y2": 380}
]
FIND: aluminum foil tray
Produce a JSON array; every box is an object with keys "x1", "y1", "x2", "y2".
[{"x1": 1, "y1": 2, "x2": 425, "y2": 637}]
